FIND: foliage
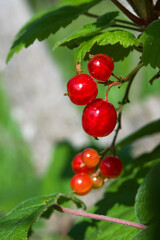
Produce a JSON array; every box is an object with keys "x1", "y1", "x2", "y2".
[
  {"x1": 2, "y1": 0, "x2": 160, "y2": 239},
  {"x1": 0, "y1": 193, "x2": 85, "y2": 240}
]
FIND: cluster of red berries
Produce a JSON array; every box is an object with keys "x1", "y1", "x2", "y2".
[
  {"x1": 70, "y1": 148, "x2": 123, "y2": 195},
  {"x1": 67, "y1": 54, "x2": 117, "y2": 137}
]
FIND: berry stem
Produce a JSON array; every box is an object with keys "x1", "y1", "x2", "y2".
[
  {"x1": 76, "y1": 62, "x2": 83, "y2": 74},
  {"x1": 53, "y1": 204, "x2": 147, "y2": 230},
  {"x1": 101, "y1": 61, "x2": 144, "y2": 158},
  {"x1": 104, "y1": 81, "x2": 121, "y2": 101},
  {"x1": 111, "y1": 73, "x2": 123, "y2": 81}
]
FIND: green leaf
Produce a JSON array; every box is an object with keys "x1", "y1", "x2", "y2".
[
  {"x1": 53, "y1": 11, "x2": 119, "y2": 50},
  {"x1": 140, "y1": 19, "x2": 160, "y2": 68},
  {"x1": 131, "y1": 226, "x2": 156, "y2": 240},
  {"x1": 6, "y1": 0, "x2": 101, "y2": 62},
  {"x1": 75, "y1": 30, "x2": 140, "y2": 63},
  {"x1": 0, "y1": 193, "x2": 85, "y2": 240},
  {"x1": 117, "y1": 119, "x2": 160, "y2": 149},
  {"x1": 135, "y1": 161, "x2": 160, "y2": 225},
  {"x1": 131, "y1": 224, "x2": 159, "y2": 240}
]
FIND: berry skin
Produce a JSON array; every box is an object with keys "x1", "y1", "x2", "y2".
[
  {"x1": 90, "y1": 175, "x2": 104, "y2": 189},
  {"x1": 88, "y1": 54, "x2": 114, "y2": 81},
  {"x1": 100, "y1": 155, "x2": 123, "y2": 178},
  {"x1": 82, "y1": 98, "x2": 117, "y2": 137},
  {"x1": 70, "y1": 173, "x2": 92, "y2": 195},
  {"x1": 67, "y1": 74, "x2": 98, "y2": 105},
  {"x1": 81, "y1": 148, "x2": 100, "y2": 168},
  {"x1": 72, "y1": 153, "x2": 95, "y2": 174}
]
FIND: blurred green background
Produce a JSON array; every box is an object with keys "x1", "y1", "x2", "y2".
[{"x1": 0, "y1": 0, "x2": 160, "y2": 239}]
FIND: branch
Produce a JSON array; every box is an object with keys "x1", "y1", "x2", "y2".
[
  {"x1": 111, "y1": 0, "x2": 146, "y2": 26},
  {"x1": 84, "y1": 12, "x2": 99, "y2": 18},
  {"x1": 126, "y1": 0, "x2": 140, "y2": 16},
  {"x1": 100, "y1": 61, "x2": 144, "y2": 158},
  {"x1": 155, "y1": 0, "x2": 160, "y2": 11},
  {"x1": 149, "y1": 70, "x2": 160, "y2": 85},
  {"x1": 115, "y1": 18, "x2": 139, "y2": 26},
  {"x1": 122, "y1": 62, "x2": 144, "y2": 82},
  {"x1": 53, "y1": 204, "x2": 147, "y2": 230},
  {"x1": 112, "y1": 23, "x2": 143, "y2": 32}
]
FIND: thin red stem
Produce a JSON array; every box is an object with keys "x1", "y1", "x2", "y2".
[
  {"x1": 105, "y1": 81, "x2": 121, "y2": 101},
  {"x1": 53, "y1": 204, "x2": 147, "y2": 230}
]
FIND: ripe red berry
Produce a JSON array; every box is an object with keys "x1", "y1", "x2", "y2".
[
  {"x1": 82, "y1": 98, "x2": 117, "y2": 137},
  {"x1": 70, "y1": 173, "x2": 92, "y2": 195},
  {"x1": 90, "y1": 175, "x2": 104, "y2": 189},
  {"x1": 81, "y1": 148, "x2": 100, "y2": 168},
  {"x1": 88, "y1": 54, "x2": 114, "y2": 81},
  {"x1": 100, "y1": 155, "x2": 123, "y2": 178},
  {"x1": 72, "y1": 153, "x2": 95, "y2": 174},
  {"x1": 67, "y1": 74, "x2": 98, "y2": 105}
]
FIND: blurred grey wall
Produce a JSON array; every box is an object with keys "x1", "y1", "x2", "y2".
[{"x1": 0, "y1": 0, "x2": 88, "y2": 173}]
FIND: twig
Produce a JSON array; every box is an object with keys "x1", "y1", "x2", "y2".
[
  {"x1": 53, "y1": 204, "x2": 147, "y2": 230},
  {"x1": 101, "y1": 61, "x2": 144, "y2": 158},
  {"x1": 111, "y1": 0, "x2": 146, "y2": 26},
  {"x1": 84, "y1": 12, "x2": 99, "y2": 18},
  {"x1": 122, "y1": 62, "x2": 144, "y2": 82},
  {"x1": 112, "y1": 23, "x2": 143, "y2": 32},
  {"x1": 149, "y1": 70, "x2": 160, "y2": 85},
  {"x1": 115, "y1": 18, "x2": 139, "y2": 26}
]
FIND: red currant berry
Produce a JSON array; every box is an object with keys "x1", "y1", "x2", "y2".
[
  {"x1": 82, "y1": 98, "x2": 117, "y2": 137},
  {"x1": 88, "y1": 54, "x2": 114, "y2": 81},
  {"x1": 81, "y1": 148, "x2": 100, "y2": 168},
  {"x1": 100, "y1": 155, "x2": 123, "y2": 178},
  {"x1": 90, "y1": 175, "x2": 104, "y2": 189},
  {"x1": 72, "y1": 153, "x2": 95, "y2": 174},
  {"x1": 67, "y1": 74, "x2": 98, "y2": 105},
  {"x1": 70, "y1": 173, "x2": 92, "y2": 195}
]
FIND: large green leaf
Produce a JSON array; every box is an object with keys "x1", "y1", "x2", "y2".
[
  {"x1": 69, "y1": 144, "x2": 159, "y2": 240},
  {"x1": 53, "y1": 11, "x2": 119, "y2": 50},
  {"x1": 131, "y1": 224, "x2": 159, "y2": 240},
  {"x1": 6, "y1": 0, "x2": 101, "y2": 62},
  {"x1": 140, "y1": 19, "x2": 160, "y2": 68},
  {"x1": 0, "y1": 193, "x2": 85, "y2": 240},
  {"x1": 75, "y1": 30, "x2": 140, "y2": 63},
  {"x1": 117, "y1": 119, "x2": 160, "y2": 149},
  {"x1": 135, "y1": 162, "x2": 160, "y2": 225}
]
